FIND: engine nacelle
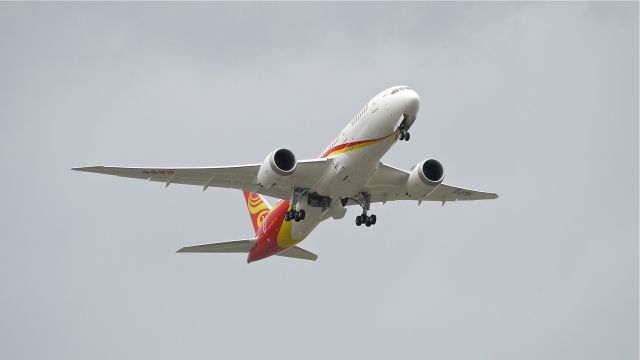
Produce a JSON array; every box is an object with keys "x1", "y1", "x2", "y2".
[
  {"x1": 257, "y1": 148, "x2": 297, "y2": 188},
  {"x1": 406, "y1": 159, "x2": 445, "y2": 198}
]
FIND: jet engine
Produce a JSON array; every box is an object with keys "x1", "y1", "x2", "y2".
[
  {"x1": 406, "y1": 159, "x2": 444, "y2": 198},
  {"x1": 257, "y1": 148, "x2": 297, "y2": 188}
]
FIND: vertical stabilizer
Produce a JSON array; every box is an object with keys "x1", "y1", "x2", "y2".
[{"x1": 242, "y1": 191, "x2": 271, "y2": 233}]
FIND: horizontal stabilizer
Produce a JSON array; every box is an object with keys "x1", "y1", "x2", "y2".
[
  {"x1": 177, "y1": 239, "x2": 255, "y2": 253},
  {"x1": 276, "y1": 246, "x2": 318, "y2": 261}
]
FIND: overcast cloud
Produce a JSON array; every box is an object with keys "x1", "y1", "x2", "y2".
[{"x1": 0, "y1": 3, "x2": 637, "y2": 360}]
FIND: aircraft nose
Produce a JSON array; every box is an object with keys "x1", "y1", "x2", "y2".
[{"x1": 403, "y1": 89, "x2": 420, "y2": 115}]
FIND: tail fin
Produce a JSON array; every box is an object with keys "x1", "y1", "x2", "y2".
[{"x1": 242, "y1": 191, "x2": 272, "y2": 233}]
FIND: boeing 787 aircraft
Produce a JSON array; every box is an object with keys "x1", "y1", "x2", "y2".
[{"x1": 73, "y1": 86, "x2": 497, "y2": 263}]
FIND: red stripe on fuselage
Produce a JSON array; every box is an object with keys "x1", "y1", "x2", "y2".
[{"x1": 320, "y1": 133, "x2": 393, "y2": 158}]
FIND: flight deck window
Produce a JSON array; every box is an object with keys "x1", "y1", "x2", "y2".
[{"x1": 391, "y1": 89, "x2": 399, "y2": 94}]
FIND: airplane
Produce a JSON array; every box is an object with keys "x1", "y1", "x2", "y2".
[{"x1": 73, "y1": 86, "x2": 497, "y2": 263}]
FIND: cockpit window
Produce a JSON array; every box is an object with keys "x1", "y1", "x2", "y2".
[{"x1": 391, "y1": 87, "x2": 409, "y2": 95}]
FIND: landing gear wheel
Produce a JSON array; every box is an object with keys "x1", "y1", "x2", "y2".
[
  {"x1": 370, "y1": 214, "x2": 377, "y2": 225},
  {"x1": 399, "y1": 131, "x2": 405, "y2": 141},
  {"x1": 294, "y1": 211, "x2": 301, "y2": 222},
  {"x1": 404, "y1": 132, "x2": 410, "y2": 141},
  {"x1": 298, "y1": 209, "x2": 306, "y2": 220},
  {"x1": 350, "y1": 192, "x2": 375, "y2": 228},
  {"x1": 360, "y1": 214, "x2": 367, "y2": 223},
  {"x1": 285, "y1": 212, "x2": 291, "y2": 221}
]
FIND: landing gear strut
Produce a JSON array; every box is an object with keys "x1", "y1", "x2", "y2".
[
  {"x1": 285, "y1": 187, "x2": 308, "y2": 222},
  {"x1": 398, "y1": 114, "x2": 412, "y2": 141},
  {"x1": 350, "y1": 192, "x2": 377, "y2": 227}
]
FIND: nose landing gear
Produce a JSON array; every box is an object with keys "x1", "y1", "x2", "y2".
[
  {"x1": 398, "y1": 129, "x2": 410, "y2": 141},
  {"x1": 397, "y1": 114, "x2": 413, "y2": 141}
]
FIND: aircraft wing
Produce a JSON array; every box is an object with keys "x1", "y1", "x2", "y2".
[
  {"x1": 72, "y1": 158, "x2": 332, "y2": 201},
  {"x1": 362, "y1": 162, "x2": 498, "y2": 204}
]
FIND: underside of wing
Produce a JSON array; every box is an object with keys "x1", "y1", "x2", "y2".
[
  {"x1": 72, "y1": 158, "x2": 333, "y2": 201},
  {"x1": 356, "y1": 162, "x2": 498, "y2": 204},
  {"x1": 422, "y1": 183, "x2": 498, "y2": 202},
  {"x1": 72, "y1": 165, "x2": 258, "y2": 187}
]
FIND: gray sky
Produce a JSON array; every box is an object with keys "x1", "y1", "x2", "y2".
[{"x1": 0, "y1": 3, "x2": 637, "y2": 360}]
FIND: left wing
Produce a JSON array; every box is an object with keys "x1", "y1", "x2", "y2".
[
  {"x1": 72, "y1": 158, "x2": 332, "y2": 201},
  {"x1": 362, "y1": 162, "x2": 498, "y2": 204}
]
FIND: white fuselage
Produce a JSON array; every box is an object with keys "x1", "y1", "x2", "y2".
[{"x1": 287, "y1": 86, "x2": 421, "y2": 240}]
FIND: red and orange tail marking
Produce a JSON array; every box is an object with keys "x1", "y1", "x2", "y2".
[{"x1": 242, "y1": 191, "x2": 271, "y2": 233}]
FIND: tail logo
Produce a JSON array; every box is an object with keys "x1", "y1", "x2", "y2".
[{"x1": 247, "y1": 193, "x2": 270, "y2": 228}]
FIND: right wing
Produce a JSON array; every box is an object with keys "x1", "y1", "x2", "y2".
[{"x1": 72, "y1": 158, "x2": 332, "y2": 201}]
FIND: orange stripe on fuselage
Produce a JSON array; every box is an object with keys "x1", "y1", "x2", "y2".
[{"x1": 321, "y1": 133, "x2": 395, "y2": 158}]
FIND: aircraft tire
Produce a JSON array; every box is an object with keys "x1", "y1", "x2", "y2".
[{"x1": 360, "y1": 214, "x2": 367, "y2": 223}]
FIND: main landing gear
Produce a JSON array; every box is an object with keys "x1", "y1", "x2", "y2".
[
  {"x1": 349, "y1": 192, "x2": 377, "y2": 227},
  {"x1": 284, "y1": 209, "x2": 305, "y2": 222},
  {"x1": 355, "y1": 213, "x2": 377, "y2": 227},
  {"x1": 285, "y1": 187, "x2": 308, "y2": 222}
]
